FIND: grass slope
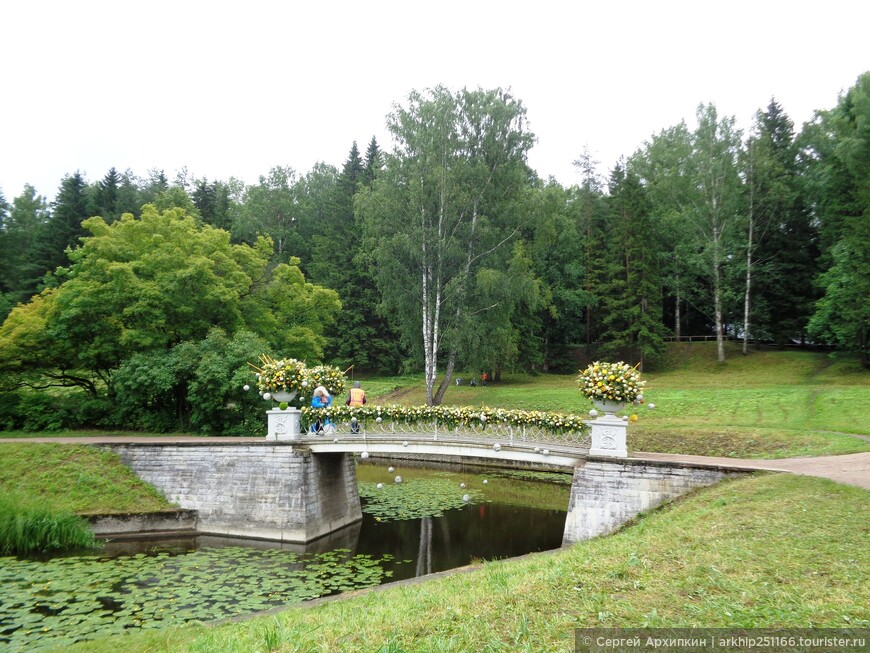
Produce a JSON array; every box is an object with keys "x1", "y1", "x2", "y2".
[
  {"x1": 59, "y1": 473, "x2": 870, "y2": 653},
  {"x1": 0, "y1": 444, "x2": 172, "y2": 514}
]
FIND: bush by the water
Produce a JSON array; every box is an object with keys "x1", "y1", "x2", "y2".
[{"x1": 0, "y1": 497, "x2": 95, "y2": 555}]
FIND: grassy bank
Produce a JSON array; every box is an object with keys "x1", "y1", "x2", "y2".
[
  {"x1": 0, "y1": 444, "x2": 173, "y2": 514},
  {"x1": 59, "y1": 473, "x2": 870, "y2": 652}
]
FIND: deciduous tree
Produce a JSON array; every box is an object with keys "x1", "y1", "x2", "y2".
[{"x1": 357, "y1": 86, "x2": 535, "y2": 404}]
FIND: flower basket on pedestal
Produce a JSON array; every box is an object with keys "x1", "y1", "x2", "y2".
[{"x1": 578, "y1": 361, "x2": 645, "y2": 459}]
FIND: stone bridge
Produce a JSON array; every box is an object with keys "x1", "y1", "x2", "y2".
[{"x1": 103, "y1": 412, "x2": 748, "y2": 547}]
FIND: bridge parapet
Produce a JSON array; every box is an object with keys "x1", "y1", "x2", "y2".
[{"x1": 274, "y1": 414, "x2": 592, "y2": 450}]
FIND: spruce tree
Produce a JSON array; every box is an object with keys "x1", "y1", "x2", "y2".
[
  {"x1": 747, "y1": 99, "x2": 819, "y2": 345},
  {"x1": 599, "y1": 164, "x2": 667, "y2": 366},
  {"x1": 1, "y1": 185, "x2": 48, "y2": 312},
  {"x1": 94, "y1": 167, "x2": 121, "y2": 222}
]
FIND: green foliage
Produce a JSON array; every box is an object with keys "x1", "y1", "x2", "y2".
[
  {"x1": 232, "y1": 166, "x2": 307, "y2": 262},
  {"x1": 745, "y1": 99, "x2": 819, "y2": 344},
  {"x1": 113, "y1": 329, "x2": 269, "y2": 434},
  {"x1": 0, "y1": 497, "x2": 94, "y2": 555},
  {"x1": 0, "y1": 203, "x2": 339, "y2": 430},
  {"x1": 598, "y1": 164, "x2": 668, "y2": 363},
  {"x1": 312, "y1": 140, "x2": 404, "y2": 374},
  {"x1": 0, "y1": 390, "x2": 113, "y2": 432},
  {"x1": 803, "y1": 72, "x2": 870, "y2": 366},
  {"x1": 808, "y1": 213, "x2": 870, "y2": 364},
  {"x1": 0, "y1": 184, "x2": 49, "y2": 309}
]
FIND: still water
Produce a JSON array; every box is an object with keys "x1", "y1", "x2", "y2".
[{"x1": 0, "y1": 461, "x2": 571, "y2": 651}]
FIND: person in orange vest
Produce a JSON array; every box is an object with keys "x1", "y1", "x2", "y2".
[{"x1": 346, "y1": 381, "x2": 366, "y2": 433}]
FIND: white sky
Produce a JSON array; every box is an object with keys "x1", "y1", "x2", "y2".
[{"x1": 2, "y1": 0, "x2": 868, "y2": 202}]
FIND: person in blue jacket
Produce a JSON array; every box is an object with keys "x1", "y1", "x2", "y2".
[{"x1": 310, "y1": 385, "x2": 332, "y2": 434}]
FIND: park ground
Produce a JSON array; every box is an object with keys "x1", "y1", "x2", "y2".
[{"x1": 1, "y1": 343, "x2": 867, "y2": 652}]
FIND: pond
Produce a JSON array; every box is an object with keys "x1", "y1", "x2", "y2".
[{"x1": 0, "y1": 460, "x2": 571, "y2": 651}]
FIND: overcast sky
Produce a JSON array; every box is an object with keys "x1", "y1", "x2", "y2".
[{"x1": 2, "y1": 0, "x2": 868, "y2": 203}]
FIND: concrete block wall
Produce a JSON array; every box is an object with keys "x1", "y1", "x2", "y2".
[
  {"x1": 104, "y1": 443, "x2": 362, "y2": 543},
  {"x1": 562, "y1": 458, "x2": 737, "y2": 545}
]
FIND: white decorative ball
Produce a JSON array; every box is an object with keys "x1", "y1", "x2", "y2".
[
  {"x1": 333, "y1": 438, "x2": 338, "y2": 443},
  {"x1": 589, "y1": 409, "x2": 598, "y2": 417},
  {"x1": 480, "y1": 413, "x2": 487, "y2": 422},
  {"x1": 402, "y1": 441, "x2": 409, "y2": 447},
  {"x1": 542, "y1": 449, "x2": 550, "y2": 456},
  {"x1": 376, "y1": 417, "x2": 383, "y2": 424},
  {"x1": 263, "y1": 392, "x2": 271, "y2": 401},
  {"x1": 462, "y1": 494, "x2": 470, "y2": 502},
  {"x1": 460, "y1": 482, "x2": 466, "y2": 489},
  {"x1": 360, "y1": 451, "x2": 369, "y2": 460},
  {"x1": 388, "y1": 466, "x2": 395, "y2": 473},
  {"x1": 243, "y1": 384, "x2": 250, "y2": 391},
  {"x1": 493, "y1": 443, "x2": 501, "y2": 452},
  {"x1": 376, "y1": 483, "x2": 383, "y2": 489},
  {"x1": 482, "y1": 479, "x2": 488, "y2": 485},
  {"x1": 623, "y1": 415, "x2": 629, "y2": 421},
  {"x1": 394, "y1": 475, "x2": 403, "y2": 484},
  {"x1": 302, "y1": 380, "x2": 308, "y2": 387},
  {"x1": 534, "y1": 447, "x2": 540, "y2": 452},
  {"x1": 648, "y1": 403, "x2": 656, "y2": 410}
]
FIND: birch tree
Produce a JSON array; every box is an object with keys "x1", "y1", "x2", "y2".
[
  {"x1": 634, "y1": 105, "x2": 743, "y2": 362},
  {"x1": 356, "y1": 86, "x2": 535, "y2": 404}
]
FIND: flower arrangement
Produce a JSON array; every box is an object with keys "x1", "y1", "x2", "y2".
[
  {"x1": 306, "y1": 364, "x2": 347, "y2": 397},
  {"x1": 250, "y1": 355, "x2": 309, "y2": 395},
  {"x1": 301, "y1": 404, "x2": 590, "y2": 436},
  {"x1": 576, "y1": 361, "x2": 645, "y2": 403}
]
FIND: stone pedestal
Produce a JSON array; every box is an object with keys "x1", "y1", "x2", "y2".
[
  {"x1": 266, "y1": 408, "x2": 301, "y2": 441},
  {"x1": 588, "y1": 414, "x2": 628, "y2": 458}
]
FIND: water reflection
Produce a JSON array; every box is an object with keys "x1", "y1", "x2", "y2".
[
  {"x1": 98, "y1": 461, "x2": 571, "y2": 574},
  {"x1": 99, "y1": 519, "x2": 363, "y2": 557}
]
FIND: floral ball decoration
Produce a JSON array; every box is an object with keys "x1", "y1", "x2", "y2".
[
  {"x1": 306, "y1": 364, "x2": 347, "y2": 397},
  {"x1": 576, "y1": 361, "x2": 646, "y2": 403},
  {"x1": 251, "y1": 355, "x2": 308, "y2": 396}
]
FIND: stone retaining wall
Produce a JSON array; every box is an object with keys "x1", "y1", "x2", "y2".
[
  {"x1": 562, "y1": 458, "x2": 742, "y2": 544},
  {"x1": 103, "y1": 443, "x2": 362, "y2": 542},
  {"x1": 87, "y1": 509, "x2": 198, "y2": 536}
]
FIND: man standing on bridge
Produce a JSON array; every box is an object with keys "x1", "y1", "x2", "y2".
[{"x1": 346, "y1": 381, "x2": 367, "y2": 434}]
